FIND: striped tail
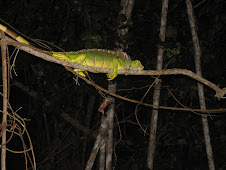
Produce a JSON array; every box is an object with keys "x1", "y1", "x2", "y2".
[{"x1": 0, "y1": 24, "x2": 29, "y2": 45}]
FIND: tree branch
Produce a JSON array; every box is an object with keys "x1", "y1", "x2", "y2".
[{"x1": 1, "y1": 37, "x2": 225, "y2": 99}]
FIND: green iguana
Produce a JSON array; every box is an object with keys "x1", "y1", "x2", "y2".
[{"x1": 0, "y1": 23, "x2": 144, "y2": 80}]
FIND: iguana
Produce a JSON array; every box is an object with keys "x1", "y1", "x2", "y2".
[{"x1": 0, "y1": 23, "x2": 144, "y2": 80}]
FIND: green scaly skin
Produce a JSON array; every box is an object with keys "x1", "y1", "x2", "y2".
[
  {"x1": 52, "y1": 50, "x2": 144, "y2": 80},
  {"x1": 0, "y1": 23, "x2": 144, "y2": 80}
]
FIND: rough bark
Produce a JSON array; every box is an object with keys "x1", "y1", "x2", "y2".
[
  {"x1": 1, "y1": 38, "x2": 225, "y2": 99},
  {"x1": 85, "y1": 116, "x2": 108, "y2": 170},
  {"x1": 105, "y1": 84, "x2": 116, "y2": 170},
  {"x1": 147, "y1": 0, "x2": 168, "y2": 169},
  {"x1": 186, "y1": 0, "x2": 215, "y2": 169},
  {"x1": 1, "y1": 30, "x2": 8, "y2": 170},
  {"x1": 99, "y1": 141, "x2": 106, "y2": 170}
]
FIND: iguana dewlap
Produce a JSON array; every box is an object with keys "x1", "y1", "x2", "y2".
[
  {"x1": 0, "y1": 23, "x2": 144, "y2": 80},
  {"x1": 51, "y1": 50, "x2": 144, "y2": 80}
]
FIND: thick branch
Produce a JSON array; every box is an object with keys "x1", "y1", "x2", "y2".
[
  {"x1": 1, "y1": 31, "x2": 8, "y2": 170},
  {"x1": 186, "y1": 0, "x2": 215, "y2": 169},
  {"x1": 1, "y1": 37, "x2": 225, "y2": 99}
]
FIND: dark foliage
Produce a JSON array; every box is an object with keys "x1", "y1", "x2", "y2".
[{"x1": 0, "y1": 0, "x2": 225, "y2": 169}]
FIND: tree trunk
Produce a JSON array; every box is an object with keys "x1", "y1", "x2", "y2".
[
  {"x1": 147, "y1": 0, "x2": 169, "y2": 169},
  {"x1": 1, "y1": 31, "x2": 8, "y2": 170},
  {"x1": 186, "y1": 0, "x2": 215, "y2": 169}
]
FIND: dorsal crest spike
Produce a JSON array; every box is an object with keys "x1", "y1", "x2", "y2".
[{"x1": 74, "y1": 49, "x2": 131, "y2": 60}]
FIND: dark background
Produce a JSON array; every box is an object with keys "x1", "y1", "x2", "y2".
[{"x1": 0, "y1": 0, "x2": 225, "y2": 169}]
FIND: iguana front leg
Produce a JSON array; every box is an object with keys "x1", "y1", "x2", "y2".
[{"x1": 107, "y1": 58, "x2": 119, "y2": 81}]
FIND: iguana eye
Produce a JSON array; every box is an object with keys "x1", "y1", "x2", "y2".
[{"x1": 134, "y1": 60, "x2": 144, "y2": 70}]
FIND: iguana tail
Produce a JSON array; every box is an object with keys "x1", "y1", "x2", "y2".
[{"x1": 0, "y1": 24, "x2": 30, "y2": 45}]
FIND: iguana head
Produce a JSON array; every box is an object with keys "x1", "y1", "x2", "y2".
[{"x1": 131, "y1": 60, "x2": 144, "y2": 70}]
